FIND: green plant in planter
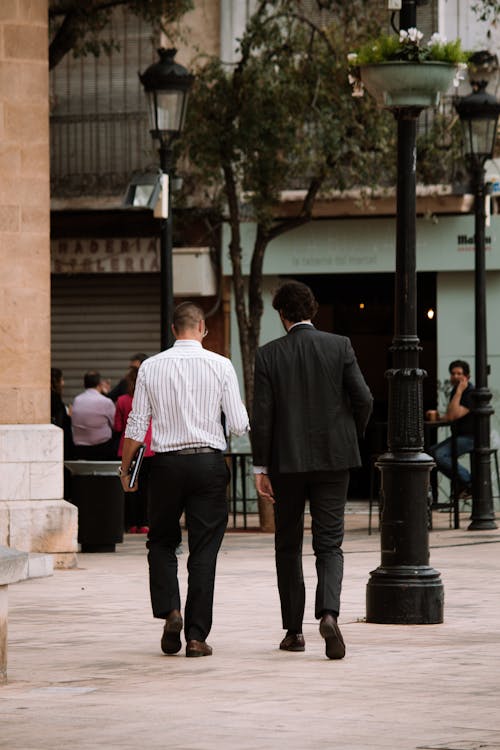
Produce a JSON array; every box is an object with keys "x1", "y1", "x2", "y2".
[
  {"x1": 351, "y1": 29, "x2": 468, "y2": 66},
  {"x1": 348, "y1": 29, "x2": 468, "y2": 98}
]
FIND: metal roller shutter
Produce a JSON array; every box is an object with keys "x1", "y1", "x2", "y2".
[{"x1": 51, "y1": 273, "x2": 161, "y2": 402}]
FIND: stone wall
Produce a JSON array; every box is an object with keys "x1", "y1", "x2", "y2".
[
  {"x1": 0, "y1": 1, "x2": 77, "y2": 565},
  {"x1": 0, "y1": 0, "x2": 51, "y2": 422}
]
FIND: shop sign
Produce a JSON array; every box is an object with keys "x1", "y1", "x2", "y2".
[
  {"x1": 51, "y1": 238, "x2": 160, "y2": 273},
  {"x1": 457, "y1": 234, "x2": 492, "y2": 251}
]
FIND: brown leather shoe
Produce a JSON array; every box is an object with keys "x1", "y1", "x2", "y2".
[
  {"x1": 161, "y1": 609, "x2": 183, "y2": 655},
  {"x1": 279, "y1": 633, "x2": 305, "y2": 652},
  {"x1": 319, "y1": 614, "x2": 345, "y2": 660},
  {"x1": 186, "y1": 639, "x2": 212, "y2": 657}
]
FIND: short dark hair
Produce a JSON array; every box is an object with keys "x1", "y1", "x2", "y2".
[
  {"x1": 130, "y1": 352, "x2": 148, "y2": 363},
  {"x1": 84, "y1": 370, "x2": 102, "y2": 389},
  {"x1": 272, "y1": 281, "x2": 318, "y2": 323},
  {"x1": 449, "y1": 359, "x2": 470, "y2": 377},
  {"x1": 173, "y1": 301, "x2": 205, "y2": 332}
]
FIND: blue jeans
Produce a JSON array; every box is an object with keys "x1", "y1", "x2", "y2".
[{"x1": 429, "y1": 435, "x2": 474, "y2": 487}]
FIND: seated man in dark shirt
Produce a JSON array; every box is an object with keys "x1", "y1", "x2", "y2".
[{"x1": 429, "y1": 360, "x2": 474, "y2": 498}]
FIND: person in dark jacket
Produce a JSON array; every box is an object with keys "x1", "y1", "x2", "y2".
[
  {"x1": 429, "y1": 359, "x2": 474, "y2": 498},
  {"x1": 51, "y1": 367, "x2": 74, "y2": 459},
  {"x1": 252, "y1": 280, "x2": 373, "y2": 660}
]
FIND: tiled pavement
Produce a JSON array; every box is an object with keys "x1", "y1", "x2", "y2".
[{"x1": 1, "y1": 510, "x2": 500, "y2": 750}]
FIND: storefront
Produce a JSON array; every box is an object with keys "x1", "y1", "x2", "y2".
[
  {"x1": 51, "y1": 212, "x2": 223, "y2": 400},
  {"x1": 223, "y1": 212, "x2": 500, "y2": 494}
]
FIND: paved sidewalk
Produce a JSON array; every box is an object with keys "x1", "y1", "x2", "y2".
[{"x1": 2, "y1": 512, "x2": 500, "y2": 750}]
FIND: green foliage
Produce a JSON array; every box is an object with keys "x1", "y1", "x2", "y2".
[
  {"x1": 353, "y1": 31, "x2": 468, "y2": 66},
  {"x1": 416, "y1": 111, "x2": 464, "y2": 185},
  {"x1": 472, "y1": 0, "x2": 500, "y2": 22},
  {"x1": 181, "y1": 0, "x2": 394, "y2": 227},
  {"x1": 177, "y1": 1, "x2": 465, "y2": 407},
  {"x1": 429, "y1": 39, "x2": 468, "y2": 64},
  {"x1": 48, "y1": 0, "x2": 192, "y2": 69}
]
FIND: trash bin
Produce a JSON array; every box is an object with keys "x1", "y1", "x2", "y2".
[{"x1": 65, "y1": 461, "x2": 124, "y2": 552}]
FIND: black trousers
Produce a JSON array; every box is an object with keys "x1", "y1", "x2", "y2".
[
  {"x1": 147, "y1": 452, "x2": 229, "y2": 641},
  {"x1": 271, "y1": 469, "x2": 350, "y2": 631}
]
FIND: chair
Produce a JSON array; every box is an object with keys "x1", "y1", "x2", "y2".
[
  {"x1": 368, "y1": 455, "x2": 382, "y2": 535},
  {"x1": 429, "y1": 429, "x2": 461, "y2": 529},
  {"x1": 492, "y1": 449, "x2": 500, "y2": 498},
  {"x1": 465, "y1": 447, "x2": 500, "y2": 500},
  {"x1": 366, "y1": 421, "x2": 387, "y2": 535},
  {"x1": 431, "y1": 439, "x2": 500, "y2": 530}
]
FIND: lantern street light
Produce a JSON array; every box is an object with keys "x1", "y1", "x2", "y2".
[
  {"x1": 454, "y1": 74, "x2": 500, "y2": 530},
  {"x1": 139, "y1": 48, "x2": 194, "y2": 350}
]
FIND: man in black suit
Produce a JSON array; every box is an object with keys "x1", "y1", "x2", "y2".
[{"x1": 252, "y1": 281, "x2": 373, "y2": 659}]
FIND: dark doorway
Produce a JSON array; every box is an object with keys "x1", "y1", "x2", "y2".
[{"x1": 292, "y1": 272, "x2": 437, "y2": 497}]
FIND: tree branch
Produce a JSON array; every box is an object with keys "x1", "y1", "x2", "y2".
[
  {"x1": 267, "y1": 170, "x2": 328, "y2": 241},
  {"x1": 49, "y1": 9, "x2": 84, "y2": 69}
]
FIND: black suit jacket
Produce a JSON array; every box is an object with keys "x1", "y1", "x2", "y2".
[{"x1": 251, "y1": 324, "x2": 373, "y2": 474}]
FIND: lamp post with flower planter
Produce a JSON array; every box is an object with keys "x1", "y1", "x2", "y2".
[{"x1": 348, "y1": 2, "x2": 466, "y2": 624}]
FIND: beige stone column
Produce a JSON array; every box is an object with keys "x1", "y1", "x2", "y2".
[{"x1": 0, "y1": 1, "x2": 77, "y2": 566}]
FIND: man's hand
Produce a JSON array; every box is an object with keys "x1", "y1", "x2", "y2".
[
  {"x1": 255, "y1": 473, "x2": 275, "y2": 504},
  {"x1": 119, "y1": 437, "x2": 143, "y2": 494},
  {"x1": 120, "y1": 473, "x2": 138, "y2": 493},
  {"x1": 455, "y1": 375, "x2": 468, "y2": 393}
]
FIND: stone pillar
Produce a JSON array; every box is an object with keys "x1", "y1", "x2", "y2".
[
  {"x1": 0, "y1": 1, "x2": 77, "y2": 566},
  {"x1": 0, "y1": 546, "x2": 28, "y2": 683}
]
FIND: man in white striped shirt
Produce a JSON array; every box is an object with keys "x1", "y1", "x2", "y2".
[{"x1": 121, "y1": 302, "x2": 249, "y2": 658}]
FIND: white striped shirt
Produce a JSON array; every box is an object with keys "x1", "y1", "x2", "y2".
[{"x1": 125, "y1": 340, "x2": 249, "y2": 452}]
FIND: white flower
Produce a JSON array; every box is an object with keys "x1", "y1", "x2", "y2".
[
  {"x1": 428, "y1": 32, "x2": 447, "y2": 46},
  {"x1": 399, "y1": 30, "x2": 409, "y2": 42},
  {"x1": 347, "y1": 52, "x2": 358, "y2": 63},
  {"x1": 351, "y1": 80, "x2": 364, "y2": 98},
  {"x1": 407, "y1": 27, "x2": 424, "y2": 43},
  {"x1": 453, "y1": 62, "x2": 467, "y2": 88}
]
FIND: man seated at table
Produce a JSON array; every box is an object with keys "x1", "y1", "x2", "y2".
[
  {"x1": 71, "y1": 371, "x2": 117, "y2": 460},
  {"x1": 428, "y1": 360, "x2": 474, "y2": 499}
]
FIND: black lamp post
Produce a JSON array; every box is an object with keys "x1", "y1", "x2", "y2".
[
  {"x1": 139, "y1": 48, "x2": 194, "y2": 350},
  {"x1": 454, "y1": 76, "x2": 500, "y2": 530},
  {"x1": 366, "y1": 0, "x2": 444, "y2": 624}
]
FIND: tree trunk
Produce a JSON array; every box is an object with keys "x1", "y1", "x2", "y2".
[{"x1": 224, "y1": 164, "x2": 329, "y2": 531}]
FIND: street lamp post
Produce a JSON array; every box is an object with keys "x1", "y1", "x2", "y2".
[
  {"x1": 366, "y1": 0, "x2": 444, "y2": 624},
  {"x1": 139, "y1": 48, "x2": 194, "y2": 350},
  {"x1": 454, "y1": 78, "x2": 500, "y2": 530}
]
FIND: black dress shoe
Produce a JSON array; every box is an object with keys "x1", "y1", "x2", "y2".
[
  {"x1": 161, "y1": 609, "x2": 183, "y2": 655},
  {"x1": 279, "y1": 633, "x2": 305, "y2": 652},
  {"x1": 319, "y1": 614, "x2": 345, "y2": 660},
  {"x1": 186, "y1": 639, "x2": 212, "y2": 657}
]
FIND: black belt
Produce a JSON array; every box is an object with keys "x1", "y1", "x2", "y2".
[{"x1": 157, "y1": 447, "x2": 221, "y2": 456}]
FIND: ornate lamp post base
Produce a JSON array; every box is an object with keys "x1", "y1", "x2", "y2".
[
  {"x1": 366, "y1": 451, "x2": 444, "y2": 624},
  {"x1": 366, "y1": 565, "x2": 444, "y2": 624}
]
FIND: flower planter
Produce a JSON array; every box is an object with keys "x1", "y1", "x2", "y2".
[{"x1": 359, "y1": 61, "x2": 458, "y2": 108}]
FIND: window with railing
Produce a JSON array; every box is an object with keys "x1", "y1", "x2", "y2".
[{"x1": 50, "y1": 8, "x2": 158, "y2": 199}]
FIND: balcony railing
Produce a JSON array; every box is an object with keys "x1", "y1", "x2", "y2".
[{"x1": 50, "y1": 110, "x2": 155, "y2": 198}]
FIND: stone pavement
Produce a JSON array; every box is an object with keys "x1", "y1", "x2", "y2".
[{"x1": 1, "y1": 510, "x2": 500, "y2": 750}]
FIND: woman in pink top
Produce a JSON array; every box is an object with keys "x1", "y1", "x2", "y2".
[{"x1": 114, "y1": 366, "x2": 154, "y2": 533}]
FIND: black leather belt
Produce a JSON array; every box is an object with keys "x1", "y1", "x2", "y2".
[{"x1": 158, "y1": 447, "x2": 221, "y2": 456}]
